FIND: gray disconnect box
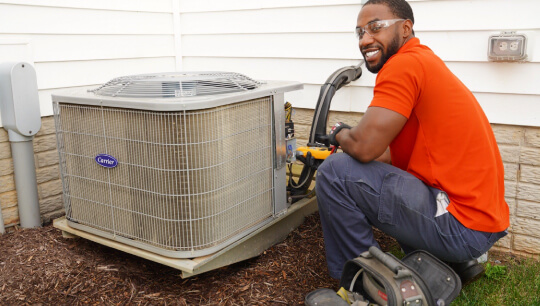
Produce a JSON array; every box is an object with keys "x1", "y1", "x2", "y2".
[{"x1": 0, "y1": 62, "x2": 41, "y2": 139}]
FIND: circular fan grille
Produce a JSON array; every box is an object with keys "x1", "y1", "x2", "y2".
[{"x1": 88, "y1": 72, "x2": 263, "y2": 98}]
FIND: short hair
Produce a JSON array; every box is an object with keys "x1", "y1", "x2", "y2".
[{"x1": 363, "y1": 0, "x2": 415, "y2": 25}]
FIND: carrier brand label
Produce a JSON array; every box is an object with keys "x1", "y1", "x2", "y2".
[{"x1": 95, "y1": 154, "x2": 118, "y2": 168}]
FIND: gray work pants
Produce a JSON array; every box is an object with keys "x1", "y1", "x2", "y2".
[{"x1": 315, "y1": 153, "x2": 507, "y2": 279}]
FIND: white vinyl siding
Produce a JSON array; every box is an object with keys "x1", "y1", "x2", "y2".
[
  {"x1": 0, "y1": 0, "x2": 177, "y2": 123},
  {"x1": 179, "y1": 0, "x2": 540, "y2": 127}
]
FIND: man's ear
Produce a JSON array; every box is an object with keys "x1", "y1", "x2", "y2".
[{"x1": 402, "y1": 19, "x2": 414, "y2": 38}]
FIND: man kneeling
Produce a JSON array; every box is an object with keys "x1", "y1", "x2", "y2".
[{"x1": 316, "y1": 0, "x2": 509, "y2": 285}]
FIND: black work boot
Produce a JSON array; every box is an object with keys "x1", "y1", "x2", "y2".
[{"x1": 449, "y1": 259, "x2": 485, "y2": 286}]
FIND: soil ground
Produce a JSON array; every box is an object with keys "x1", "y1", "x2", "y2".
[
  {"x1": 0, "y1": 213, "x2": 403, "y2": 305},
  {"x1": 0, "y1": 213, "x2": 508, "y2": 305}
]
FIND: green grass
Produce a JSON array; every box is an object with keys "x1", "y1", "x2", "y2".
[
  {"x1": 385, "y1": 248, "x2": 540, "y2": 305},
  {"x1": 453, "y1": 257, "x2": 540, "y2": 305}
]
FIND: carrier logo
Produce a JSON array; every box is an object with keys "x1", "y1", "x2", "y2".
[{"x1": 95, "y1": 154, "x2": 118, "y2": 168}]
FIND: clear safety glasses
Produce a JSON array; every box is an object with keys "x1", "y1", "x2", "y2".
[{"x1": 355, "y1": 19, "x2": 405, "y2": 40}]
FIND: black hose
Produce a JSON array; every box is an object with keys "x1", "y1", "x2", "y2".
[{"x1": 289, "y1": 61, "x2": 364, "y2": 198}]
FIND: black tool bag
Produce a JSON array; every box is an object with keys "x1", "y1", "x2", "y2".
[{"x1": 339, "y1": 247, "x2": 461, "y2": 306}]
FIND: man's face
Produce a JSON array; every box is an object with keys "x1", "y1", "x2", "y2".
[{"x1": 357, "y1": 4, "x2": 404, "y2": 73}]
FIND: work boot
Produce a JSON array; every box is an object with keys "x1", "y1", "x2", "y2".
[{"x1": 448, "y1": 259, "x2": 485, "y2": 286}]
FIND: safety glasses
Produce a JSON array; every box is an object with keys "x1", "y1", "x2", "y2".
[{"x1": 355, "y1": 19, "x2": 405, "y2": 40}]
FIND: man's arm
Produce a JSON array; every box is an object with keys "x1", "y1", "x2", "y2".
[{"x1": 335, "y1": 106, "x2": 407, "y2": 163}]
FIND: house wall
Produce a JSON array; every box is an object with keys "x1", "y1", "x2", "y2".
[{"x1": 0, "y1": 0, "x2": 539, "y2": 257}]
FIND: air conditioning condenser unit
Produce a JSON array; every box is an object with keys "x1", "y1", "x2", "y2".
[{"x1": 51, "y1": 72, "x2": 305, "y2": 261}]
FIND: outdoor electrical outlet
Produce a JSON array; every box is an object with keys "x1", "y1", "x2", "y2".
[
  {"x1": 510, "y1": 41, "x2": 519, "y2": 51},
  {"x1": 488, "y1": 32, "x2": 528, "y2": 62}
]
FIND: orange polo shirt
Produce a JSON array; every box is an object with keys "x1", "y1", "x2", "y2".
[{"x1": 369, "y1": 38, "x2": 509, "y2": 232}]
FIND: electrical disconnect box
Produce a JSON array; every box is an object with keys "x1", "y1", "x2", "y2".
[{"x1": 0, "y1": 62, "x2": 41, "y2": 140}]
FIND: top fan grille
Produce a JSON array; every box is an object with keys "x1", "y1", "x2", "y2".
[{"x1": 88, "y1": 72, "x2": 263, "y2": 98}]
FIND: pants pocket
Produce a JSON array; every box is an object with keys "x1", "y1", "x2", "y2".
[{"x1": 378, "y1": 173, "x2": 401, "y2": 225}]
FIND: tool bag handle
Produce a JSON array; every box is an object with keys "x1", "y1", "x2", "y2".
[
  {"x1": 368, "y1": 246, "x2": 414, "y2": 280},
  {"x1": 369, "y1": 246, "x2": 401, "y2": 273}
]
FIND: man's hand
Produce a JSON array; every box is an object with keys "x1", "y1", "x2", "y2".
[{"x1": 328, "y1": 122, "x2": 351, "y2": 147}]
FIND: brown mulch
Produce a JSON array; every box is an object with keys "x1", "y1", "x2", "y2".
[{"x1": 0, "y1": 213, "x2": 400, "y2": 305}]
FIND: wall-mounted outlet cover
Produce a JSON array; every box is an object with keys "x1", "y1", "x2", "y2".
[{"x1": 488, "y1": 32, "x2": 528, "y2": 62}]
